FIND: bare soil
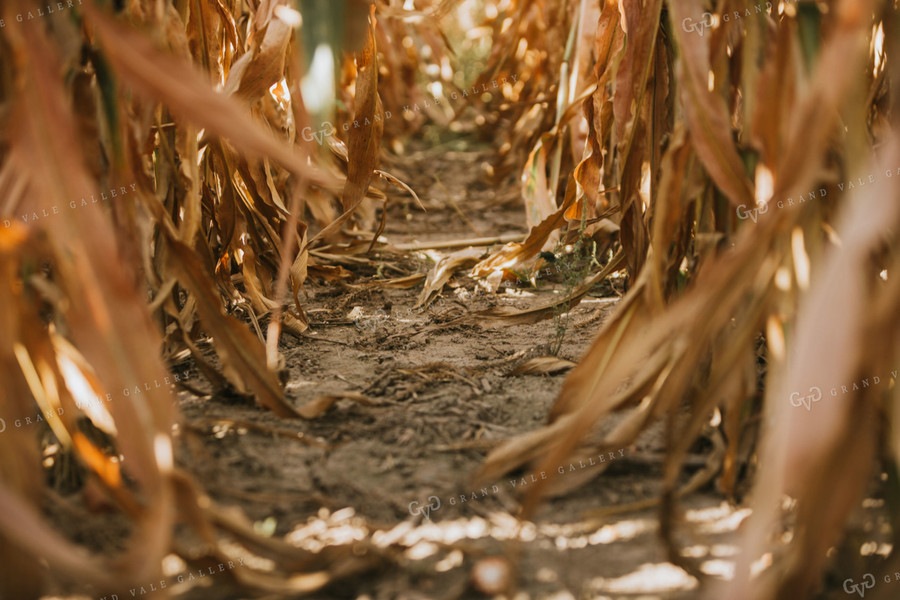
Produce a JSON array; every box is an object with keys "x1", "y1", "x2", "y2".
[
  {"x1": 167, "y1": 134, "x2": 746, "y2": 600},
  {"x1": 40, "y1": 134, "x2": 756, "y2": 600}
]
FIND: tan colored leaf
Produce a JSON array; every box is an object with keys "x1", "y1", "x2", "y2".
[
  {"x1": 83, "y1": 3, "x2": 336, "y2": 188},
  {"x1": 508, "y1": 356, "x2": 576, "y2": 376},
  {"x1": 471, "y1": 174, "x2": 579, "y2": 285},
  {"x1": 226, "y1": 16, "x2": 293, "y2": 102},
  {"x1": 721, "y1": 143, "x2": 898, "y2": 599},
  {"x1": 166, "y1": 238, "x2": 302, "y2": 418},
  {"x1": 668, "y1": 0, "x2": 755, "y2": 208},
  {"x1": 340, "y1": 5, "x2": 383, "y2": 214},
  {"x1": 368, "y1": 274, "x2": 426, "y2": 289},
  {"x1": 415, "y1": 247, "x2": 485, "y2": 309},
  {"x1": 473, "y1": 251, "x2": 624, "y2": 325}
]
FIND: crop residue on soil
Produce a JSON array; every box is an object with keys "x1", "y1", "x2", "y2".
[{"x1": 168, "y1": 138, "x2": 743, "y2": 599}]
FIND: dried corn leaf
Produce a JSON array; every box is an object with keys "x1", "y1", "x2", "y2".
[
  {"x1": 508, "y1": 356, "x2": 576, "y2": 376},
  {"x1": 166, "y1": 239, "x2": 301, "y2": 418},
  {"x1": 669, "y1": 0, "x2": 755, "y2": 208},
  {"x1": 84, "y1": 4, "x2": 336, "y2": 188},
  {"x1": 416, "y1": 247, "x2": 485, "y2": 309},
  {"x1": 721, "y1": 143, "x2": 898, "y2": 599},
  {"x1": 474, "y1": 251, "x2": 624, "y2": 325},
  {"x1": 340, "y1": 6, "x2": 383, "y2": 215},
  {"x1": 471, "y1": 175, "x2": 579, "y2": 285}
]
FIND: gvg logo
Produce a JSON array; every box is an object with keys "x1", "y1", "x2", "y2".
[
  {"x1": 736, "y1": 200, "x2": 769, "y2": 222},
  {"x1": 682, "y1": 12, "x2": 714, "y2": 37},
  {"x1": 354, "y1": 308, "x2": 390, "y2": 332},
  {"x1": 301, "y1": 111, "x2": 393, "y2": 145},
  {"x1": 408, "y1": 496, "x2": 441, "y2": 521},
  {"x1": 300, "y1": 121, "x2": 336, "y2": 144},
  {"x1": 790, "y1": 386, "x2": 823, "y2": 411},
  {"x1": 353, "y1": 298, "x2": 451, "y2": 332},
  {"x1": 791, "y1": 369, "x2": 896, "y2": 411},
  {"x1": 682, "y1": 3, "x2": 780, "y2": 37},
  {"x1": 844, "y1": 574, "x2": 876, "y2": 597}
]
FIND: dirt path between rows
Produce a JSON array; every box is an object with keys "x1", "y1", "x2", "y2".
[{"x1": 171, "y1": 136, "x2": 742, "y2": 600}]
